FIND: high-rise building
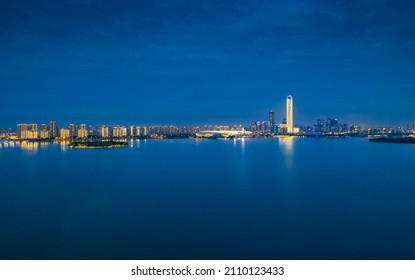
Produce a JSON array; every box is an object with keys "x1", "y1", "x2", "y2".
[
  {"x1": 286, "y1": 95, "x2": 293, "y2": 133},
  {"x1": 49, "y1": 121, "x2": 57, "y2": 138},
  {"x1": 17, "y1": 124, "x2": 29, "y2": 139},
  {"x1": 60, "y1": 128, "x2": 70, "y2": 139},
  {"x1": 316, "y1": 119, "x2": 325, "y2": 132},
  {"x1": 99, "y1": 126, "x2": 109, "y2": 138},
  {"x1": 39, "y1": 130, "x2": 49, "y2": 139},
  {"x1": 67, "y1": 124, "x2": 77, "y2": 137},
  {"x1": 112, "y1": 126, "x2": 127, "y2": 138},
  {"x1": 17, "y1": 124, "x2": 38, "y2": 139},
  {"x1": 129, "y1": 126, "x2": 134, "y2": 137},
  {"x1": 76, "y1": 124, "x2": 88, "y2": 138},
  {"x1": 327, "y1": 118, "x2": 339, "y2": 133},
  {"x1": 269, "y1": 110, "x2": 275, "y2": 133},
  {"x1": 77, "y1": 128, "x2": 88, "y2": 138},
  {"x1": 79, "y1": 124, "x2": 87, "y2": 130}
]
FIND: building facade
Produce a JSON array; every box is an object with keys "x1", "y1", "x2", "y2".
[
  {"x1": 286, "y1": 95, "x2": 293, "y2": 133},
  {"x1": 60, "y1": 128, "x2": 70, "y2": 139}
]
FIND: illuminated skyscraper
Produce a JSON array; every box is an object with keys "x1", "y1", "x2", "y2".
[
  {"x1": 60, "y1": 128, "x2": 70, "y2": 139},
  {"x1": 40, "y1": 130, "x2": 50, "y2": 139},
  {"x1": 286, "y1": 95, "x2": 293, "y2": 133},
  {"x1": 99, "y1": 126, "x2": 109, "y2": 138},
  {"x1": 268, "y1": 110, "x2": 275, "y2": 133},
  {"x1": 49, "y1": 121, "x2": 57, "y2": 138},
  {"x1": 112, "y1": 126, "x2": 127, "y2": 138},
  {"x1": 17, "y1": 124, "x2": 29, "y2": 139},
  {"x1": 129, "y1": 126, "x2": 134, "y2": 137},
  {"x1": 17, "y1": 124, "x2": 38, "y2": 139},
  {"x1": 77, "y1": 128, "x2": 88, "y2": 138},
  {"x1": 65, "y1": 124, "x2": 75, "y2": 137}
]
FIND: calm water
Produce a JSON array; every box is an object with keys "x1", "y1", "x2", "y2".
[{"x1": 1, "y1": 137, "x2": 415, "y2": 260}]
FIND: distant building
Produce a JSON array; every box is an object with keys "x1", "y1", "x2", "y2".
[
  {"x1": 315, "y1": 119, "x2": 325, "y2": 132},
  {"x1": 49, "y1": 121, "x2": 57, "y2": 138},
  {"x1": 98, "y1": 126, "x2": 109, "y2": 138},
  {"x1": 79, "y1": 124, "x2": 87, "y2": 130},
  {"x1": 17, "y1": 124, "x2": 29, "y2": 139},
  {"x1": 39, "y1": 130, "x2": 50, "y2": 139},
  {"x1": 77, "y1": 128, "x2": 88, "y2": 138},
  {"x1": 22, "y1": 130, "x2": 38, "y2": 139},
  {"x1": 327, "y1": 118, "x2": 339, "y2": 133},
  {"x1": 17, "y1": 124, "x2": 38, "y2": 139},
  {"x1": 269, "y1": 111, "x2": 275, "y2": 133},
  {"x1": 60, "y1": 128, "x2": 70, "y2": 139},
  {"x1": 113, "y1": 126, "x2": 127, "y2": 138},
  {"x1": 286, "y1": 95, "x2": 293, "y2": 133},
  {"x1": 67, "y1": 124, "x2": 77, "y2": 137}
]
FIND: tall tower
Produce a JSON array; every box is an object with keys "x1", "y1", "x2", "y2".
[
  {"x1": 286, "y1": 95, "x2": 293, "y2": 133},
  {"x1": 49, "y1": 121, "x2": 57, "y2": 138},
  {"x1": 268, "y1": 110, "x2": 275, "y2": 133}
]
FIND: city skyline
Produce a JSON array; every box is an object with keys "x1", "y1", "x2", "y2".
[
  {"x1": 3, "y1": 92, "x2": 414, "y2": 131},
  {"x1": 1, "y1": 1, "x2": 415, "y2": 127}
]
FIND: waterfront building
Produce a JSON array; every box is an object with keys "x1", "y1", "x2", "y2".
[
  {"x1": 79, "y1": 124, "x2": 87, "y2": 130},
  {"x1": 21, "y1": 130, "x2": 38, "y2": 139},
  {"x1": 39, "y1": 130, "x2": 50, "y2": 139},
  {"x1": 269, "y1": 110, "x2": 275, "y2": 133},
  {"x1": 77, "y1": 128, "x2": 88, "y2": 138},
  {"x1": 17, "y1": 124, "x2": 38, "y2": 139},
  {"x1": 315, "y1": 119, "x2": 325, "y2": 132},
  {"x1": 286, "y1": 95, "x2": 293, "y2": 133},
  {"x1": 49, "y1": 121, "x2": 57, "y2": 138},
  {"x1": 60, "y1": 128, "x2": 70, "y2": 139},
  {"x1": 326, "y1": 118, "x2": 339, "y2": 133},
  {"x1": 99, "y1": 126, "x2": 109, "y2": 138},
  {"x1": 113, "y1": 126, "x2": 127, "y2": 138},
  {"x1": 67, "y1": 124, "x2": 77, "y2": 137},
  {"x1": 17, "y1": 124, "x2": 29, "y2": 139}
]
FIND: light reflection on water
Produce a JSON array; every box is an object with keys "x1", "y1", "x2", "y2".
[
  {"x1": 2, "y1": 137, "x2": 415, "y2": 260},
  {"x1": 278, "y1": 137, "x2": 295, "y2": 168},
  {"x1": 240, "y1": 137, "x2": 246, "y2": 150},
  {"x1": 61, "y1": 141, "x2": 69, "y2": 152},
  {"x1": 19, "y1": 141, "x2": 39, "y2": 153}
]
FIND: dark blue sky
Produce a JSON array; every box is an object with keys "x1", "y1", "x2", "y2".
[{"x1": 1, "y1": 0, "x2": 414, "y2": 127}]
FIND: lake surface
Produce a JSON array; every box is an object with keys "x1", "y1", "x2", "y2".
[{"x1": 1, "y1": 137, "x2": 415, "y2": 260}]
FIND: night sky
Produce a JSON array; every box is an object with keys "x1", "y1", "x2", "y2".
[{"x1": 1, "y1": 0, "x2": 414, "y2": 127}]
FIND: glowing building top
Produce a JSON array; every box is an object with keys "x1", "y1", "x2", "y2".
[{"x1": 286, "y1": 95, "x2": 293, "y2": 133}]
